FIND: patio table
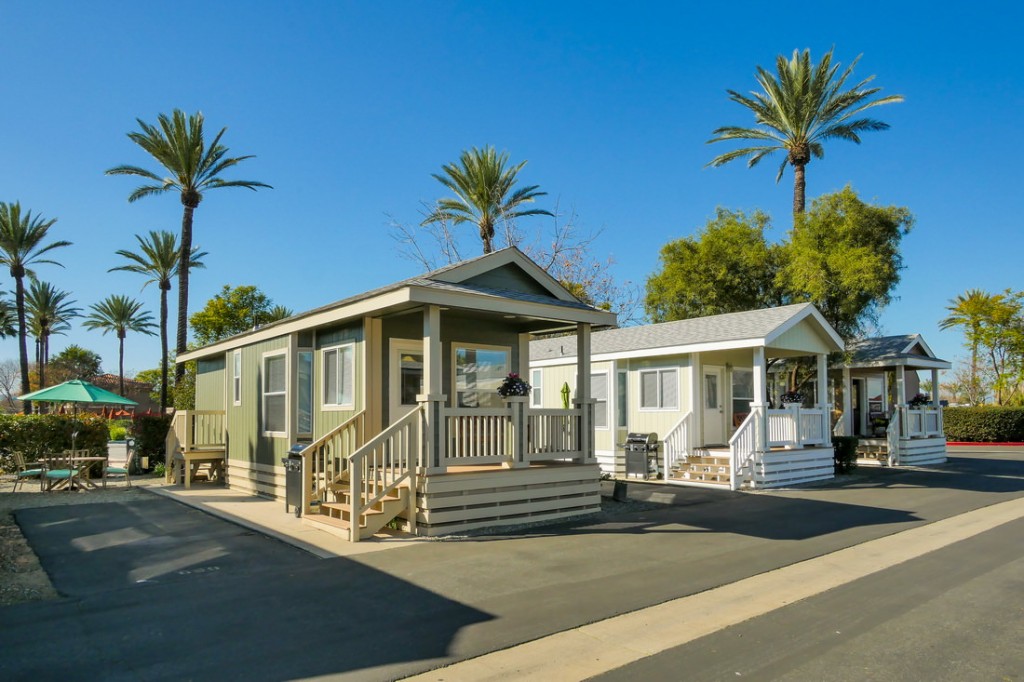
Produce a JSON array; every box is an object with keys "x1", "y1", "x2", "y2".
[{"x1": 45, "y1": 456, "x2": 108, "y2": 491}]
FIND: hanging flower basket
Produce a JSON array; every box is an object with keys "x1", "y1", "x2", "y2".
[
  {"x1": 497, "y1": 372, "x2": 531, "y2": 398},
  {"x1": 780, "y1": 391, "x2": 804, "y2": 405}
]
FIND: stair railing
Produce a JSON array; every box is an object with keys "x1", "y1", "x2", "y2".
[
  {"x1": 299, "y1": 410, "x2": 365, "y2": 515},
  {"x1": 887, "y1": 412, "x2": 901, "y2": 465},
  {"x1": 348, "y1": 405, "x2": 423, "y2": 542},
  {"x1": 729, "y1": 408, "x2": 760, "y2": 490},
  {"x1": 662, "y1": 411, "x2": 692, "y2": 475}
]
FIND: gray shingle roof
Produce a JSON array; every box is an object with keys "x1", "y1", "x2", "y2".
[
  {"x1": 531, "y1": 303, "x2": 817, "y2": 360},
  {"x1": 844, "y1": 334, "x2": 949, "y2": 366}
]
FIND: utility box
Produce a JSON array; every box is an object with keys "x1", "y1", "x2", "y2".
[{"x1": 282, "y1": 444, "x2": 305, "y2": 517}]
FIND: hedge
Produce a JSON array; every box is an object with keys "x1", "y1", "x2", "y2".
[
  {"x1": 131, "y1": 414, "x2": 173, "y2": 464},
  {"x1": 943, "y1": 406, "x2": 1024, "y2": 442},
  {"x1": 0, "y1": 413, "x2": 110, "y2": 473}
]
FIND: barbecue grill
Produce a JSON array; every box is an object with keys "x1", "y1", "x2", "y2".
[{"x1": 622, "y1": 432, "x2": 660, "y2": 479}]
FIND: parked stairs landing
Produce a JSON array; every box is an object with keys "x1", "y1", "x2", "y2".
[
  {"x1": 303, "y1": 482, "x2": 410, "y2": 541},
  {"x1": 668, "y1": 448, "x2": 731, "y2": 486}
]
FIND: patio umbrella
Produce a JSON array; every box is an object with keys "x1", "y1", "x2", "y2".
[{"x1": 19, "y1": 380, "x2": 138, "y2": 452}]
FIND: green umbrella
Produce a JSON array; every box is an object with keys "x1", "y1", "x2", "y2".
[
  {"x1": 19, "y1": 380, "x2": 138, "y2": 455},
  {"x1": 19, "y1": 380, "x2": 138, "y2": 406}
]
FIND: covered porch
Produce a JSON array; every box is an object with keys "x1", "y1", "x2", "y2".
[
  {"x1": 836, "y1": 335, "x2": 950, "y2": 467},
  {"x1": 663, "y1": 307, "x2": 845, "y2": 490}
]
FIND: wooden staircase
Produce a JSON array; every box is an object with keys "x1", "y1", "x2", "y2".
[
  {"x1": 667, "y1": 448, "x2": 731, "y2": 486},
  {"x1": 303, "y1": 472, "x2": 412, "y2": 541}
]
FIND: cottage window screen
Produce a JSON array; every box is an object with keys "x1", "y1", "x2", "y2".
[
  {"x1": 592, "y1": 372, "x2": 609, "y2": 429},
  {"x1": 640, "y1": 369, "x2": 677, "y2": 410},
  {"x1": 323, "y1": 344, "x2": 355, "y2": 408},
  {"x1": 617, "y1": 371, "x2": 628, "y2": 428},
  {"x1": 454, "y1": 345, "x2": 509, "y2": 408},
  {"x1": 263, "y1": 353, "x2": 287, "y2": 435},
  {"x1": 732, "y1": 368, "x2": 753, "y2": 416},
  {"x1": 530, "y1": 369, "x2": 543, "y2": 408},
  {"x1": 232, "y1": 350, "x2": 242, "y2": 405}
]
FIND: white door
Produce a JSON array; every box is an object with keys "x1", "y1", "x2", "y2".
[
  {"x1": 389, "y1": 340, "x2": 424, "y2": 423},
  {"x1": 703, "y1": 366, "x2": 726, "y2": 445}
]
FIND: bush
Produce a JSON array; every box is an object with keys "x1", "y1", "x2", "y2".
[
  {"x1": 130, "y1": 413, "x2": 173, "y2": 465},
  {"x1": 109, "y1": 423, "x2": 129, "y2": 441},
  {"x1": 0, "y1": 414, "x2": 110, "y2": 474},
  {"x1": 944, "y1": 406, "x2": 1024, "y2": 442},
  {"x1": 832, "y1": 435, "x2": 859, "y2": 474}
]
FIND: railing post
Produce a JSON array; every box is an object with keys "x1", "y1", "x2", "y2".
[
  {"x1": 574, "y1": 399, "x2": 595, "y2": 464},
  {"x1": 504, "y1": 397, "x2": 529, "y2": 468},
  {"x1": 183, "y1": 410, "x2": 194, "y2": 453},
  {"x1": 417, "y1": 394, "x2": 447, "y2": 474}
]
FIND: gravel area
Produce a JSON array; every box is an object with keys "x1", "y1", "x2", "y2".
[{"x1": 0, "y1": 475, "x2": 163, "y2": 606}]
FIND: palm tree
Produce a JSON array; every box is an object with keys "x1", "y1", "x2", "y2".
[
  {"x1": 0, "y1": 202, "x2": 72, "y2": 413},
  {"x1": 707, "y1": 48, "x2": 903, "y2": 217},
  {"x1": 106, "y1": 110, "x2": 270, "y2": 380},
  {"x1": 110, "y1": 230, "x2": 206, "y2": 410},
  {"x1": 939, "y1": 289, "x2": 999, "y2": 405},
  {"x1": 0, "y1": 297, "x2": 16, "y2": 338},
  {"x1": 422, "y1": 146, "x2": 552, "y2": 253},
  {"x1": 82, "y1": 295, "x2": 157, "y2": 396},
  {"x1": 25, "y1": 279, "x2": 79, "y2": 390}
]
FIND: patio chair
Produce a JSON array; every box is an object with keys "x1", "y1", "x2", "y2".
[
  {"x1": 105, "y1": 446, "x2": 136, "y2": 487},
  {"x1": 11, "y1": 451, "x2": 46, "y2": 492},
  {"x1": 43, "y1": 452, "x2": 77, "y2": 491}
]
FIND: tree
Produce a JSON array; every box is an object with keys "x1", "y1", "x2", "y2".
[
  {"x1": 0, "y1": 358, "x2": 20, "y2": 412},
  {"x1": 707, "y1": 48, "x2": 903, "y2": 216},
  {"x1": 106, "y1": 110, "x2": 270, "y2": 380},
  {"x1": 422, "y1": 146, "x2": 553, "y2": 254},
  {"x1": 645, "y1": 208, "x2": 783, "y2": 322},
  {"x1": 48, "y1": 345, "x2": 103, "y2": 382},
  {"x1": 0, "y1": 202, "x2": 72, "y2": 413},
  {"x1": 939, "y1": 289, "x2": 998, "y2": 405},
  {"x1": 973, "y1": 292, "x2": 1024, "y2": 406},
  {"x1": 25, "y1": 279, "x2": 79, "y2": 390},
  {"x1": 779, "y1": 187, "x2": 913, "y2": 339},
  {"x1": 0, "y1": 298, "x2": 16, "y2": 338},
  {"x1": 110, "y1": 230, "x2": 206, "y2": 410},
  {"x1": 190, "y1": 285, "x2": 291, "y2": 346},
  {"x1": 82, "y1": 295, "x2": 157, "y2": 395},
  {"x1": 132, "y1": 366, "x2": 164, "y2": 404}
]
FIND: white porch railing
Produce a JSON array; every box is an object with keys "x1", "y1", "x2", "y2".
[
  {"x1": 299, "y1": 410, "x2": 365, "y2": 515},
  {"x1": 439, "y1": 400, "x2": 585, "y2": 468},
  {"x1": 729, "y1": 408, "x2": 760, "y2": 490},
  {"x1": 663, "y1": 411, "x2": 692, "y2": 474},
  {"x1": 766, "y1": 405, "x2": 829, "y2": 447},
  {"x1": 904, "y1": 406, "x2": 943, "y2": 438},
  {"x1": 348, "y1": 406, "x2": 421, "y2": 542},
  {"x1": 887, "y1": 414, "x2": 901, "y2": 465},
  {"x1": 167, "y1": 409, "x2": 226, "y2": 454}
]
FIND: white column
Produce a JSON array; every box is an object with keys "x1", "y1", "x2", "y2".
[
  {"x1": 419, "y1": 305, "x2": 446, "y2": 472},
  {"x1": 932, "y1": 367, "x2": 942, "y2": 436},
  {"x1": 752, "y1": 347, "x2": 768, "y2": 454},
  {"x1": 817, "y1": 353, "x2": 830, "y2": 440},
  {"x1": 691, "y1": 352, "x2": 703, "y2": 449},
  {"x1": 423, "y1": 305, "x2": 442, "y2": 397},
  {"x1": 575, "y1": 323, "x2": 593, "y2": 463},
  {"x1": 841, "y1": 367, "x2": 852, "y2": 437}
]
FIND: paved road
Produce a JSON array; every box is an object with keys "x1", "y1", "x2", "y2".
[
  {"x1": 591, "y1": 517, "x2": 1024, "y2": 681},
  {"x1": 1, "y1": 450, "x2": 1021, "y2": 681}
]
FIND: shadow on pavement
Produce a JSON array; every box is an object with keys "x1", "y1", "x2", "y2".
[{"x1": 4, "y1": 498, "x2": 492, "y2": 681}]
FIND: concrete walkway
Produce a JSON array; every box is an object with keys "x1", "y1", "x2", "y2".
[{"x1": 401, "y1": 494, "x2": 1024, "y2": 681}]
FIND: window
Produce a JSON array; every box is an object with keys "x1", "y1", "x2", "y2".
[
  {"x1": 732, "y1": 368, "x2": 753, "y2": 418},
  {"x1": 640, "y1": 368, "x2": 678, "y2": 410},
  {"x1": 297, "y1": 350, "x2": 313, "y2": 436},
  {"x1": 617, "y1": 370, "x2": 628, "y2": 428},
  {"x1": 323, "y1": 344, "x2": 355, "y2": 408},
  {"x1": 232, "y1": 350, "x2": 242, "y2": 405},
  {"x1": 262, "y1": 353, "x2": 287, "y2": 436},
  {"x1": 592, "y1": 372, "x2": 609, "y2": 429},
  {"x1": 454, "y1": 345, "x2": 509, "y2": 408},
  {"x1": 530, "y1": 369, "x2": 543, "y2": 408}
]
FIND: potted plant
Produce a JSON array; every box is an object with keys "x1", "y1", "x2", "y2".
[
  {"x1": 780, "y1": 390, "x2": 804, "y2": 407},
  {"x1": 871, "y1": 415, "x2": 889, "y2": 437},
  {"x1": 908, "y1": 393, "x2": 930, "y2": 408},
  {"x1": 497, "y1": 372, "x2": 531, "y2": 398}
]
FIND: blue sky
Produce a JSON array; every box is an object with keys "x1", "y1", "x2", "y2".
[{"x1": 0, "y1": 1, "x2": 1021, "y2": 378}]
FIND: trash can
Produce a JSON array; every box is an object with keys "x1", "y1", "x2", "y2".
[
  {"x1": 282, "y1": 444, "x2": 305, "y2": 517},
  {"x1": 126, "y1": 438, "x2": 145, "y2": 474}
]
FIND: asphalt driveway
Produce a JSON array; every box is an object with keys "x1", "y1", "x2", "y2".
[{"x1": 3, "y1": 449, "x2": 1021, "y2": 681}]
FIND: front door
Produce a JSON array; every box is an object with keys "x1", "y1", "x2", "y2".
[
  {"x1": 389, "y1": 340, "x2": 424, "y2": 424},
  {"x1": 703, "y1": 365, "x2": 726, "y2": 445}
]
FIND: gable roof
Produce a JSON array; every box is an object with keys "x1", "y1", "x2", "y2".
[
  {"x1": 180, "y1": 247, "x2": 616, "y2": 361},
  {"x1": 531, "y1": 303, "x2": 843, "y2": 363},
  {"x1": 844, "y1": 334, "x2": 951, "y2": 369}
]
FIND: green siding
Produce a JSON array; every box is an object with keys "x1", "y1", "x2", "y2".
[
  {"x1": 314, "y1": 322, "x2": 364, "y2": 437},
  {"x1": 196, "y1": 357, "x2": 226, "y2": 411},
  {"x1": 227, "y1": 336, "x2": 291, "y2": 469}
]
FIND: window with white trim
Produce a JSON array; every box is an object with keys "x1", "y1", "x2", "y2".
[
  {"x1": 232, "y1": 350, "x2": 242, "y2": 405},
  {"x1": 454, "y1": 344, "x2": 509, "y2": 408},
  {"x1": 592, "y1": 372, "x2": 609, "y2": 429},
  {"x1": 262, "y1": 352, "x2": 287, "y2": 436},
  {"x1": 617, "y1": 370, "x2": 628, "y2": 428},
  {"x1": 639, "y1": 368, "x2": 678, "y2": 410},
  {"x1": 323, "y1": 344, "x2": 355, "y2": 408},
  {"x1": 530, "y1": 369, "x2": 543, "y2": 408}
]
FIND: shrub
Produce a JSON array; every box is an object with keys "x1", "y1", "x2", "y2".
[
  {"x1": 944, "y1": 406, "x2": 1024, "y2": 442},
  {"x1": 130, "y1": 413, "x2": 173, "y2": 465},
  {"x1": 832, "y1": 436, "x2": 859, "y2": 474},
  {"x1": 109, "y1": 423, "x2": 129, "y2": 441},
  {"x1": 0, "y1": 414, "x2": 109, "y2": 474}
]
